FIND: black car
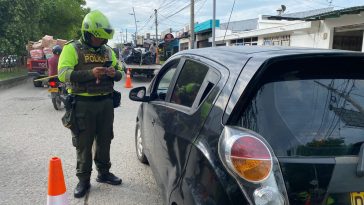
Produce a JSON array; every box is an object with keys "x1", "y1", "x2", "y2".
[{"x1": 129, "y1": 46, "x2": 364, "y2": 205}]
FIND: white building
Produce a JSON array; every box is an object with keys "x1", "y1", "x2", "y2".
[{"x1": 213, "y1": 6, "x2": 364, "y2": 52}]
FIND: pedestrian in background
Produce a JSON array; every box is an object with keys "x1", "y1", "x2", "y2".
[
  {"x1": 149, "y1": 42, "x2": 157, "y2": 63},
  {"x1": 58, "y1": 10, "x2": 123, "y2": 198}
]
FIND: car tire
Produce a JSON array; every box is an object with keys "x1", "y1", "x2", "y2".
[
  {"x1": 33, "y1": 77, "x2": 43, "y2": 87},
  {"x1": 135, "y1": 120, "x2": 148, "y2": 164}
]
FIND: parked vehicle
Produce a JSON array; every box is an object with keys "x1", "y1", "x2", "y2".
[
  {"x1": 48, "y1": 77, "x2": 67, "y2": 110},
  {"x1": 129, "y1": 46, "x2": 364, "y2": 205},
  {"x1": 122, "y1": 46, "x2": 160, "y2": 78},
  {"x1": 0, "y1": 55, "x2": 18, "y2": 68},
  {"x1": 26, "y1": 35, "x2": 67, "y2": 87},
  {"x1": 27, "y1": 59, "x2": 48, "y2": 87}
]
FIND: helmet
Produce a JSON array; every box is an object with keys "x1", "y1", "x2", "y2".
[
  {"x1": 52, "y1": 45, "x2": 62, "y2": 55},
  {"x1": 81, "y1": 10, "x2": 114, "y2": 40}
]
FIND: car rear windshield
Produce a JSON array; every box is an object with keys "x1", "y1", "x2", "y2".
[{"x1": 237, "y1": 56, "x2": 364, "y2": 157}]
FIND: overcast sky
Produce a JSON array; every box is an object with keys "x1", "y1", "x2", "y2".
[{"x1": 85, "y1": 0, "x2": 363, "y2": 45}]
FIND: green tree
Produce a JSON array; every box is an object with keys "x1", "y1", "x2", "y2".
[
  {"x1": 38, "y1": 0, "x2": 89, "y2": 40},
  {"x1": 0, "y1": 0, "x2": 42, "y2": 55},
  {"x1": 0, "y1": 0, "x2": 89, "y2": 56}
]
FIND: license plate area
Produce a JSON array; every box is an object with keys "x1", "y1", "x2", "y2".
[
  {"x1": 48, "y1": 88, "x2": 59, "y2": 92},
  {"x1": 351, "y1": 192, "x2": 364, "y2": 205}
]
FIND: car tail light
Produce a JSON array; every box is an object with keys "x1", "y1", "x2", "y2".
[
  {"x1": 49, "y1": 81, "x2": 57, "y2": 88},
  {"x1": 229, "y1": 136, "x2": 272, "y2": 183},
  {"x1": 219, "y1": 126, "x2": 289, "y2": 205}
]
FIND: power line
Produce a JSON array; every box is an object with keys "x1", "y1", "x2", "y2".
[
  {"x1": 302, "y1": 0, "x2": 345, "y2": 9},
  {"x1": 138, "y1": 15, "x2": 154, "y2": 33},
  {"x1": 138, "y1": 0, "x2": 191, "y2": 34},
  {"x1": 158, "y1": 13, "x2": 187, "y2": 25},
  {"x1": 159, "y1": 0, "x2": 186, "y2": 13},
  {"x1": 159, "y1": 3, "x2": 187, "y2": 18},
  {"x1": 162, "y1": 0, "x2": 202, "y2": 21},
  {"x1": 316, "y1": 80, "x2": 333, "y2": 137},
  {"x1": 223, "y1": 0, "x2": 236, "y2": 42},
  {"x1": 196, "y1": 0, "x2": 208, "y2": 16},
  {"x1": 157, "y1": 0, "x2": 167, "y2": 9}
]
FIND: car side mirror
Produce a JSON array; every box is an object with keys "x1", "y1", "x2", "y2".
[{"x1": 129, "y1": 87, "x2": 150, "y2": 102}]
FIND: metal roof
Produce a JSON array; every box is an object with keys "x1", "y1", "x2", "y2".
[
  {"x1": 304, "y1": 6, "x2": 364, "y2": 20},
  {"x1": 267, "y1": 7, "x2": 334, "y2": 20},
  {"x1": 283, "y1": 7, "x2": 334, "y2": 18},
  {"x1": 220, "y1": 18, "x2": 258, "y2": 32},
  {"x1": 219, "y1": 7, "x2": 335, "y2": 31}
]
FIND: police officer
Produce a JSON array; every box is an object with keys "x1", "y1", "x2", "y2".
[{"x1": 58, "y1": 10, "x2": 122, "y2": 198}]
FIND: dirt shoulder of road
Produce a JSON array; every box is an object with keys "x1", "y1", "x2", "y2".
[{"x1": 0, "y1": 67, "x2": 30, "y2": 89}]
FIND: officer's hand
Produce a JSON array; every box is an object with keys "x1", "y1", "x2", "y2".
[
  {"x1": 105, "y1": 67, "x2": 116, "y2": 78},
  {"x1": 92, "y1": 67, "x2": 106, "y2": 78},
  {"x1": 92, "y1": 67, "x2": 106, "y2": 84}
]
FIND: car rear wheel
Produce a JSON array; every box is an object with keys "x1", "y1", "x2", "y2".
[{"x1": 135, "y1": 120, "x2": 148, "y2": 164}]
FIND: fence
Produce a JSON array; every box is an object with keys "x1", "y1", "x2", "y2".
[{"x1": 0, "y1": 55, "x2": 25, "y2": 72}]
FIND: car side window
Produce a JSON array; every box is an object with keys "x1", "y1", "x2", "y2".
[
  {"x1": 170, "y1": 60, "x2": 209, "y2": 107},
  {"x1": 154, "y1": 60, "x2": 179, "y2": 101}
]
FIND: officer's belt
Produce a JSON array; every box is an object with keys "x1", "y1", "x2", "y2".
[{"x1": 75, "y1": 94, "x2": 112, "y2": 102}]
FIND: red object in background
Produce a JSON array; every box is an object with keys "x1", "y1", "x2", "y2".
[
  {"x1": 29, "y1": 49, "x2": 44, "y2": 59},
  {"x1": 27, "y1": 58, "x2": 48, "y2": 73},
  {"x1": 164, "y1": 33, "x2": 174, "y2": 43},
  {"x1": 47, "y1": 55, "x2": 59, "y2": 76},
  {"x1": 49, "y1": 81, "x2": 57, "y2": 88}
]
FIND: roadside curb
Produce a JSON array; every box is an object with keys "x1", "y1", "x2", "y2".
[{"x1": 0, "y1": 75, "x2": 30, "y2": 89}]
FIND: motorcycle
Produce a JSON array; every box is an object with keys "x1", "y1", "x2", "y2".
[
  {"x1": 48, "y1": 77, "x2": 67, "y2": 110},
  {"x1": 124, "y1": 47, "x2": 154, "y2": 65}
]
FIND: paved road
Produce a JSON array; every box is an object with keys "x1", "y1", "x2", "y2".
[{"x1": 0, "y1": 77, "x2": 162, "y2": 205}]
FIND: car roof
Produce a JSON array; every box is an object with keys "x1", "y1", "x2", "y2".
[{"x1": 176, "y1": 46, "x2": 363, "y2": 74}]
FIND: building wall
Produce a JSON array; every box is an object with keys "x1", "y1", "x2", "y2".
[
  {"x1": 180, "y1": 11, "x2": 364, "y2": 51},
  {"x1": 179, "y1": 38, "x2": 190, "y2": 51},
  {"x1": 324, "y1": 11, "x2": 364, "y2": 30},
  {"x1": 258, "y1": 19, "x2": 300, "y2": 29},
  {"x1": 290, "y1": 30, "x2": 324, "y2": 48},
  {"x1": 290, "y1": 12, "x2": 364, "y2": 49}
]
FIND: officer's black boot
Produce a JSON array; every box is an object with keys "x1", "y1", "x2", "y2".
[
  {"x1": 96, "y1": 172, "x2": 122, "y2": 185},
  {"x1": 74, "y1": 180, "x2": 91, "y2": 198}
]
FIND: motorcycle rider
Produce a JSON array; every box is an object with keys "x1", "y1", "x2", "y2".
[
  {"x1": 57, "y1": 10, "x2": 123, "y2": 198},
  {"x1": 47, "y1": 45, "x2": 62, "y2": 77}
]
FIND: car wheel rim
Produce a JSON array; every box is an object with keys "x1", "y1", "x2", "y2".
[{"x1": 136, "y1": 125, "x2": 143, "y2": 157}]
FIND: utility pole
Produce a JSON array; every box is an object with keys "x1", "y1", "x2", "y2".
[
  {"x1": 212, "y1": 0, "x2": 216, "y2": 47},
  {"x1": 120, "y1": 30, "x2": 123, "y2": 44},
  {"x1": 130, "y1": 7, "x2": 138, "y2": 46},
  {"x1": 155, "y1": 9, "x2": 158, "y2": 45},
  {"x1": 190, "y1": 0, "x2": 195, "y2": 49}
]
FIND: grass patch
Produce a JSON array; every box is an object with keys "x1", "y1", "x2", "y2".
[{"x1": 0, "y1": 67, "x2": 28, "y2": 81}]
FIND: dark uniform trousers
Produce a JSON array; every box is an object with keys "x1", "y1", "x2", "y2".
[{"x1": 73, "y1": 96, "x2": 114, "y2": 182}]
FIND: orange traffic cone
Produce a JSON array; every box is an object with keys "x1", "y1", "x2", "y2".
[
  {"x1": 47, "y1": 157, "x2": 68, "y2": 205},
  {"x1": 124, "y1": 68, "x2": 133, "y2": 88}
]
